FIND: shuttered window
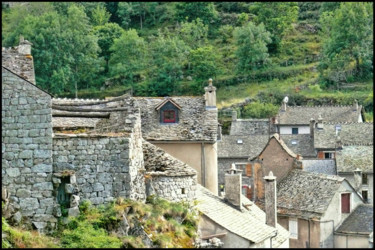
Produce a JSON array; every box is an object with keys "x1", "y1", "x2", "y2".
[
  {"x1": 341, "y1": 193, "x2": 350, "y2": 213},
  {"x1": 289, "y1": 218, "x2": 298, "y2": 239},
  {"x1": 246, "y1": 164, "x2": 252, "y2": 176}
]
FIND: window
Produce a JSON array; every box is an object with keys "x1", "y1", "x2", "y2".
[
  {"x1": 362, "y1": 190, "x2": 368, "y2": 202},
  {"x1": 341, "y1": 193, "x2": 351, "y2": 213},
  {"x1": 362, "y1": 173, "x2": 368, "y2": 185},
  {"x1": 324, "y1": 152, "x2": 335, "y2": 159},
  {"x1": 181, "y1": 188, "x2": 186, "y2": 194},
  {"x1": 289, "y1": 218, "x2": 298, "y2": 239},
  {"x1": 57, "y1": 177, "x2": 71, "y2": 206},
  {"x1": 163, "y1": 110, "x2": 176, "y2": 123},
  {"x1": 292, "y1": 128, "x2": 299, "y2": 134}
]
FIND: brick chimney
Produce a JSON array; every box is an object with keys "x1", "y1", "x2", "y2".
[
  {"x1": 353, "y1": 99, "x2": 358, "y2": 111},
  {"x1": 353, "y1": 168, "x2": 362, "y2": 193},
  {"x1": 316, "y1": 114, "x2": 324, "y2": 129},
  {"x1": 309, "y1": 118, "x2": 315, "y2": 138},
  {"x1": 224, "y1": 163, "x2": 242, "y2": 209},
  {"x1": 232, "y1": 110, "x2": 237, "y2": 121},
  {"x1": 264, "y1": 171, "x2": 277, "y2": 228},
  {"x1": 204, "y1": 78, "x2": 216, "y2": 109}
]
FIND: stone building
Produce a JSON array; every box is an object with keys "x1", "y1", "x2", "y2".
[{"x1": 275, "y1": 169, "x2": 364, "y2": 248}]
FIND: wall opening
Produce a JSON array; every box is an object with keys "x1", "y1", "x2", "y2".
[
  {"x1": 57, "y1": 176, "x2": 71, "y2": 207},
  {"x1": 181, "y1": 188, "x2": 186, "y2": 194}
]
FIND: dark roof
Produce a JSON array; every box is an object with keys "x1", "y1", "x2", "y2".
[
  {"x1": 52, "y1": 117, "x2": 102, "y2": 129},
  {"x1": 277, "y1": 170, "x2": 344, "y2": 216},
  {"x1": 277, "y1": 104, "x2": 362, "y2": 125},
  {"x1": 301, "y1": 159, "x2": 336, "y2": 175},
  {"x1": 314, "y1": 122, "x2": 373, "y2": 149},
  {"x1": 279, "y1": 134, "x2": 315, "y2": 157},
  {"x1": 134, "y1": 96, "x2": 217, "y2": 142},
  {"x1": 250, "y1": 133, "x2": 297, "y2": 161},
  {"x1": 2, "y1": 66, "x2": 52, "y2": 96},
  {"x1": 335, "y1": 204, "x2": 373, "y2": 235},
  {"x1": 143, "y1": 140, "x2": 196, "y2": 177},
  {"x1": 336, "y1": 145, "x2": 373, "y2": 173},
  {"x1": 218, "y1": 135, "x2": 269, "y2": 159}
]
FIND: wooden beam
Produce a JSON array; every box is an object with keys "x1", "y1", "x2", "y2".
[
  {"x1": 52, "y1": 105, "x2": 129, "y2": 112},
  {"x1": 201, "y1": 232, "x2": 227, "y2": 240},
  {"x1": 52, "y1": 110, "x2": 110, "y2": 118}
]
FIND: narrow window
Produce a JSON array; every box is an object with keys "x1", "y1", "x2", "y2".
[
  {"x1": 292, "y1": 128, "x2": 298, "y2": 134},
  {"x1": 289, "y1": 218, "x2": 298, "y2": 239},
  {"x1": 163, "y1": 110, "x2": 176, "y2": 123},
  {"x1": 341, "y1": 193, "x2": 350, "y2": 213},
  {"x1": 362, "y1": 190, "x2": 368, "y2": 202},
  {"x1": 362, "y1": 173, "x2": 368, "y2": 185},
  {"x1": 57, "y1": 177, "x2": 71, "y2": 207},
  {"x1": 324, "y1": 152, "x2": 335, "y2": 159},
  {"x1": 181, "y1": 188, "x2": 186, "y2": 194}
]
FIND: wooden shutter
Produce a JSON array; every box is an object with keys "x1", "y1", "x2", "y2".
[
  {"x1": 341, "y1": 193, "x2": 350, "y2": 213},
  {"x1": 246, "y1": 163, "x2": 252, "y2": 176},
  {"x1": 289, "y1": 218, "x2": 298, "y2": 239},
  {"x1": 246, "y1": 186, "x2": 252, "y2": 200},
  {"x1": 317, "y1": 151, "x2": 325, "y2": 159}
]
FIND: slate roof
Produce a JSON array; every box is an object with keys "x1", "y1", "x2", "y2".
[
  {"x1": 301, "y1": 159, "x2": 336, "y2": 175},
  {"x1": 143, "y1": 140, "x2": 197, "y2": 177},
  {"x1": 250, "y1": 133, "x2": 298, "y2": 161},
  {"x1": 335, "y1": 204, "x2": 373, "y2": 235},
  {"x1": 336, "y1": 145, "x2": 373, "y2": 173},
  {"x1": 279, "y1": 134, "x2": 315, "y2": 157},
  {"x1": 52, "y1": 117, "x2": 102, "y2": 129},
  {"x1": 277, "y1": 104, "x2": 363, "y2": 125},
  {"x1": 277, "y1": 169, "x2": 344, "y2": 217},
  {"x1": 229, "y1": 119, "x2": 271, "y2": 135},
  {"x1": 218, "y1": 135, "x2": 269, "y2": 159},
  {"x1": 134, "y1": 96, "x2": 217, "y2": 142},
  {"x1": 314, "y1": 122, "x2": 373, "y2": 149},
  {"x1": 195, "y1": 185, "x2": 289, "y2": 247}
]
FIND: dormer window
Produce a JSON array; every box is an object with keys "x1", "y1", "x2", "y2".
[{"x1": 155, "y1": 97, "x2": 181, "y2": 124}]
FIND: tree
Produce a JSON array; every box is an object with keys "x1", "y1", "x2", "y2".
[
  {"x1": 250, "y1": 2, "x2": 299, "y2": 54},
  {"x1": 178, "y1": 18, "x2": 208, "y2": 49},
  {"x1": 117, "y1": 2, "x2": 158, "y2": 29},
  {"x1": 175, "y1": 2, "x2": 218, "y2": 25},
  {"x1": 189, "y1": 46, "x2": 220, "y2": 82},
  {"x1": 91, "y1": 4, "x2": 111, "y2": 26},
  {"x1": 108, "y1": 29, "x2": 148, "y2": 86},
  {"x1": 233, "y1": 22, "x2": 272, "y2": 73},
  {"x1": 318, "y1": 2, "x2": 373, "y2": 86}
]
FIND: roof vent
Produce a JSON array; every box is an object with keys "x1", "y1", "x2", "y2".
[
  {"x1": 291, "y1": 139, "x2": 298, "y2": 145},
  {"x1": 237, "y1": 139, "x2": 243, "y2": 144}
]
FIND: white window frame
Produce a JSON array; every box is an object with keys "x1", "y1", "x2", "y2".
[{"x1": 289, "y1": 218, "x2": 298, "y2": 239}]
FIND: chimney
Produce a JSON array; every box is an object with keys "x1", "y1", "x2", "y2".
[
  {"x1": 281, "y1": 101, "x2": 286, "y2": 112},
  {"x1": 353, "y1": 99, "x2": 358, "y2": 111},
  {"x1": 224, "y1": 163, "x2": 243, "y2": 209},
  {"x1": 232, "y1": 110, "x2": 237, "y2": 121},
  {"x1": 264, "y1": 171, "x2": 277, "y2": 228},
  {"x1": 204, "y1": 78, "x2": 216, "y2": 108},
  {"x1": 18, "y1": 35, "x2": 33, "y2": 55},
  {"x1": 309, "y1": 118, "x2": 315, "y2": 139},
  {"x1": 336, "y1": 135, "x2": 342, "y2": 149},
  {"x1": 316, "y1": 114, "x2": 324, "y2": 129},
  {"x1": 353, "y1": 168, "x2": 362, "y2": 192}
]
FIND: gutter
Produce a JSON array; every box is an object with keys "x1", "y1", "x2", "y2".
[{"x1": 270, "y1": 230, "x2": 278, "y2": 248}]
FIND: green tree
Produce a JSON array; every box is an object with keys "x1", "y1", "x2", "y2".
[
  {"x1": 319, "y1": 2, "x2": 341, "y2": 14},
  {"x1": 178, "y1": 18, "x2": 208, "y2": 49},
  {"x1": 250, "y1": 2, "x2": 299, "y2": 54},
  {"x1": 108, "y1": 29, "x2": 148, "y2": 86},
  {"x1": 91, "y1": 4, "x2": 111, "y2": 26},
  {"x1": 189, "y1": 46, "x2": 220, "y2": 82},
  {"x1": 176, "y1": 2, "x2": 218, "y2": 25},
  {"x1": 241, "y1": 101, "x2": 279, "y2": 118},
  {"x1": 319, "y1": 2, "x2": 373, "y2": 86},
  {"x1": 117, "y1": 2, "x2": 158, "y2": 29},
  {"x1": 233, "y1": 22, "x2": 272, "y2": 73}
]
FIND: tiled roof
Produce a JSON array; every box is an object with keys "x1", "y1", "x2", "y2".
[
  {"x1": 250, "y1": 133, "x2": 297, "y2": 161},
  {"x1": 301, "y1": 159, "x2": 336, "y2": 175},
  {"x1": 279, "y1": 134, "x2": 315, "y2": 157},
  {"x1": 336, "y1": 145, "x2": 373, "y2": 173},
  {"x1": 52, "y1": 117, "x2": 102, "y2": 129},
  {"x1": 195, "y1": 185, "x2": 289, "y2": 246},
  {"x1": 277, "y1": 104, "x2": 362, "y2": 125},
  {"x1": 336, "y1": 204, "x2": 373, "y2": 234},
  {"x1": 314, "y1": 122, "x2": 373, "y2": 149},
  {"x1": 134, "y1": 96, "x2": 217, "y2": 142},
  {"x1": 218, "y1": 135, "x2": 269, "y2": 159},
  {"x1": 143, "y1": 140, "x2": 197, "y2": 177},
  {"x1": 277, "y1": 170, "x2": 344, "y2": 216}
]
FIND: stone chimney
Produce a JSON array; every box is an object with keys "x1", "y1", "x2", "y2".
[
  {"x1": 232, "y1": 110, "x2": 237, "y2": 121},
  {"x1": 204, "y1": 78, "x2": 216, "y2": 109},
  {"x1": 309, "y1": 118, "x2": 315, "y2": 139},
  {"x1": 353, "y1": 168, "x2": 362, "y2": 192},
  {"x1": 264, "y1": 171, "x2": 277, "y2": 228},
  {"x1": 18, "y1": 35, "x2": 32, "y2": 55},
  {"x1": 281, "y1": 100, "x2": 287, "y2": 112},
  {"x1": 316, "y1": 114, "x2": 324, "y2": 129},
  {"x1": 336, "y1": 135, "x2": 342, "y2": 149},
  {"x1": 224, "y1": 163, "x2": 242, "y2": 209},
  {"x1": 353, "y1": 99, "x2": 359, "y2": 111}
]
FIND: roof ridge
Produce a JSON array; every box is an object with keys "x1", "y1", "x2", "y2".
[{"x1": 287, "y1": 104, "x2": 356, "y2": 108}]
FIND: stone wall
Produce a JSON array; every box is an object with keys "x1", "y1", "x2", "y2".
[
  {"x1": 2, "y1": 67, "x2": 55, "y2": 230},
  {"x1": 52, "y1": 134, "x2": 146, "y2": 206},
  {"x1": 218, "y1": 158, "x2": 247, "y2": 186}
]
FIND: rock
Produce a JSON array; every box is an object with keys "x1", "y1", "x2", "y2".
[
  {"x1": 32, "y1": 164, "x2": 52, "y2": 173},
  {"x1": 16, "y1": 189, "x2": 31, "y2": 198},
  {"x1": 65, "y1": 184, "x2": 74, "y2": 194},
  {"x1": 32, "y1": 221, "x2": 47, "y2": 230},
  {"x1": 68, "y1": 206, "x2": 80, "y2": 217},
  {"x1": 12, "y1": 211, "x2": 22, "y2": 224},
  {"x1": 116, "y1": 213, "x2": 130, "y2": 237},
  {"x1": 6, "y1": 168, "x2": 20, "y2": 177},
  {"x1": 53, "y1": 205, "x2": 62, "y2": 217},
  {"x1": 70, "y1": 195, "x2": 80, "y2": 207}
]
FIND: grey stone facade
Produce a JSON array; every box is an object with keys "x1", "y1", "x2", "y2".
[
  {"x1": 230, "y1": 119, "x2": 274, "y2": 136},
  {"x1": 2, "y1": 67, "x2": 55, "y2": 229}
]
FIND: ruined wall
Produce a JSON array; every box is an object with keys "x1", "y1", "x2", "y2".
[
  {"x1": 2, "y1": 45, "x2": 35, "y2": 84},
  {"x1": 52, "y1": 134, "x2": 146, "y2": 205},
  {"x1": 2, "y1": 67, "x2": 55, "y2": 230},
  {"x1": 147, "y1": 175, "x2": 197, "y2": 202}
]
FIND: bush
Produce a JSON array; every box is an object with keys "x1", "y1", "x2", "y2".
[{"x1": 241, "y1": 101, "x2": 279, "y2": 118}]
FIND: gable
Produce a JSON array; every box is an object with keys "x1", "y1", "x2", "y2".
[{"x1": 155, "y1": 98, "x2": 182, "y2": 111}]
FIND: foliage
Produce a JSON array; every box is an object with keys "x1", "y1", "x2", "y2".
[
  {"x1": 176, "y1": 2, "x2": 218, "y2": 25},
  {"x1": 178, "y1": 18, "x2": 208, "y2": 49},
  {"x1": 233, "y1": 22, "x2": 272, "y2": 72},
  {"x1": 91, "y1": 4, "x2": 111, "y2": 26},
  {"x1": 189, "y1": 46, "x2": 220, "y2": 82},
  {"x1": 241, "y1": 101, "x2": 279, "y2": 118},
  {"x1": 318, "y1": 2, "x2": 373, "y2": 87},
  {"x1": 250, "y1": 2, "x2": 299, "y2": 53}
]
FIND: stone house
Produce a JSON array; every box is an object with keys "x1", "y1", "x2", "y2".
[
  {"x1": 195, "y1": 168, "x2": 289, "y2": 248},
  {"x1": 275, "y1": 98, "x2": 365, "y2": 135},
  {"x1": 275, "y1": 169, "x2": 364, "y2": 248},
  {"x1": 334, "y1": 204, "x2": 373, "y2": 248}
]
